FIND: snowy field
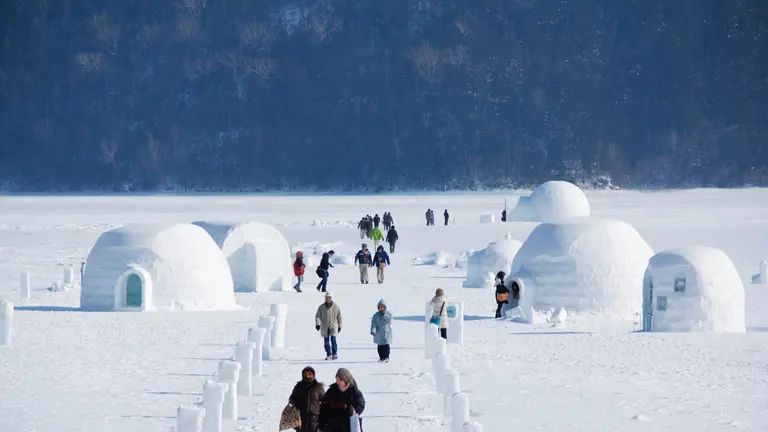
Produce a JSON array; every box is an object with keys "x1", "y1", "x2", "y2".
[{"x1": 1, "y1": 189, "x2": 768, "y2": 432}]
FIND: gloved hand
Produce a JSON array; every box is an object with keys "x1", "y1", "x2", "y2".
[
  {"x1": 370, "y1": 332, "x2": 375, "y2": 337},
  {"x1": 337, "y1": 327, "x2": 341, "y2": 333},
  {"x1": 316, "y1": 325, "x2": 320, "y2": 331}
]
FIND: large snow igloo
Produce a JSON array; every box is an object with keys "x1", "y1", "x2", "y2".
[
  {"x1": 508, "y1": 217, "x2": 653, "y2": 319},
  {"x1": 507, "y1": 181, "x2": 591, "y2": 222},
  {"x1": 463, "y1": 233, "x2": 522, "y2": 288},
  {"x1": 642, "y1": 247, "x2": 746, "y2": 333},
  {"x1": 80, "y1": 224, "x2": 236, "y2": 311},
  {"x1": 193, "y1": 221, "x2": 292, "y2": 292}
]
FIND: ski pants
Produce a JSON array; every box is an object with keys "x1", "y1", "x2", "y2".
[{"x1": 358, "y1": 264, "x2": 369, "y2": 283}]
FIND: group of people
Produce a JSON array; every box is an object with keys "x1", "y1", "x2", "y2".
[
  {"x1": 292, "y1": 250, "x2": 337, "y2": 293},
  {"x1": 357, "y1": 213, "x2": 399, "y2": 253},
  {"x1": 286, "y1": 366, "x2": 366, "y2": 432},
  {"x1": 354, "y1": 243, "x2": 390, "y2": 284},
  {"x1": 425, "y1": 208, "x2": 450, "y2": 226}
]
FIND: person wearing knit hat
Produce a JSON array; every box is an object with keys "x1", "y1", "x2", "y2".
[
  {"x1": 288, "y1": 366, "x2": 325, "y2": 432},
  {"x1": 318, "y1": 368, "x2": 366, "y2": 432},
  {"x1": 315, "y1": 292, "x2": 343, "y2": 360},
  {"x1": 429, "y1": 288, "x2": 449, "y2": 339},
  {"x1": 370, "y1": 299, "x2": 393, "y2": 362}
]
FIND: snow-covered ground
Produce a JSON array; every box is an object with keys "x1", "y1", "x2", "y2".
[{"x1": 1, "y1": 189, "x2": 768, "y2": 432}]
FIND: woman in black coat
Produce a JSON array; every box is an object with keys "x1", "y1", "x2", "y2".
[
  {"x1": 289, "y1": 366, "x2": 326, "y2": 432},
  {"x1": 495, "y1": 271, "x2": 510, "y2": 318},
  {"x1": 318, "y1": 368, "x2": 366, "y2": 432}
]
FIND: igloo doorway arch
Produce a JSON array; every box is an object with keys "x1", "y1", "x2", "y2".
[{"x1": 114, "y1": 266, "x2": 153, "y2": 311}]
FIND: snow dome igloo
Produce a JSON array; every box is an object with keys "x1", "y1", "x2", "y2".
[
  {"x1": 508, "y1": 217, "x2": 653, "y2": 319},
  {"x1": 463, "y1": 233, "x2": 522, "y2": 288},
  {"x1": 508, "y1": 181, "x2": 591, "y2": 222},
  {"x1": 643, "y1": 247, "x2": 745, "y2": 333},
  {"x1": 81, "y1": 224, "x2": 236, "y2": 311},
  {"x1": 193, "y1": 221, "x2": 292, "y2": 292}
]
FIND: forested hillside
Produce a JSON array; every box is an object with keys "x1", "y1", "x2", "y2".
[{"x1": 1, "y1": 0, "x2": 766, "y2": 191}]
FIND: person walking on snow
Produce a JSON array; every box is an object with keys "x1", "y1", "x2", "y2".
[
  {"x1": 288, "y1": 366, "x2": 325, "y2": 432},
  {"x1": 293, "y1": 251, "x2": 306, "y2": 292},
  {"x1": 385, "y1": 225, "x2": 399, "y2": 253},
  {"x1": 316, "y1": 250, "x2": 335, "y2": 293},
  {"x1": 425, "y1": 209, "x2": 431, "y2": 226},
  {"x1": 357, "y1": 218, "x2": 367, "y2": 239},
  {"x1": 494, "y1": 271, "x2": 510, "y2": 318},
  {"x1": 371, "y1": 225, "x2": 384, "y2": 250},
  {"x1": 316, "y1": 292, "x2": 342, "y2": 360},
  {"x1": 373, "y1": 214, "x2": 381, "y2": 228},
  {"x1": 318, "y1": 368, "x2": 366, "y2": 432},
  {"x1": 370, "y1": 299, "x2": 393, "y2": 362},
  {"x1": 372, "y1": 245, "x2": 390, "y2": 283},
  {"x1": 430, "y1": 288, "x2": 449, "y2": 340},
  {"x1": 443, "y1": 209, "x2": 450, "y2": 225},
  {"x1": 354, "y1": 243, "x2": 373, "y2": 284}
]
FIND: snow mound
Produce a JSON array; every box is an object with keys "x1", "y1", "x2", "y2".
[
  {"x1": 509, "y1": 217, "x2": 653, "y2": 320},
  {"x1": 412, "y1": 250, "x2": 451, "y2": 266},
  {"x1": 193, "y1": 221, "x2": 293, "y2": 292},
  {"x1": 292, "y1": 241, "x2": 352, "y2": 267},
  {"x1": 308, "y1": 219, "x2": 355, "y2": 228},
  {"x1": 508, "y1": 181, "x2": 591, "y2": 222},
  {"x1": 643, "y1": 247, "x2": 745, "y2": 332},
  {"x1": 81, "y1": 223, "x2": 236, "y2": 311},
  {"x1": 463, "y1": 233, "x2": 522, "y2": 288}
]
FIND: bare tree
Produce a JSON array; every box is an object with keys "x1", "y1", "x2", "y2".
[
  {"x1": 305, "y1": 11, "x2": 342, "y2": 42},
  {"x1": 175, "y1": 0, "x2": 207, "y2": 18},
  {"x1": 442, "y1": 45, "x2": 469, "y2": 67},
  {"x1": 242, "y1": 57, "x2": 275, "y2": 80},
  {"x1": 141, "y1": 130, "x2": 163, "y2": 173},
  {"x1": 183, "y1": 57, "x2": 208, "y2": 81},
  {"x1": 411, "y1": 42, "x2": 442, "y2": 83},
  {"x1": 175, "y1": 18, "x2": 201, "y2": 41},
  {"x1": 240, "y1": 22, "x2": 274, "y2": 50},
  {"x1": 100, "y1": 140, "x2": 119, "y2": 169},
  {"x1": 214, "y1": 52, "x2": 241, "y2": 76},
  {"x1": 454, "y1": 19, "x2": 471, "y2": 37},
  {"x1": 73, "y1": 52, "x2": 106, "y2": 73},
  {"x1": 89, "y1": 11, "x2": 121, "y2": 55}
]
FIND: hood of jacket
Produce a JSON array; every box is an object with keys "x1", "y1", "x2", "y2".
[{"x1": 377, "y1": 299, "x2": 386, "y2": 309}]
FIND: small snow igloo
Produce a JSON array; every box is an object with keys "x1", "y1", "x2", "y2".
[
  {"x1": 193, "y1": 221, "x2": 292, "y2": 292},
  {"x1": 463, "y1": 233, "x2": 522, "y2": 288},
  {"x1": 642, "y1": 247, "x2": 746, "y2": 333},
  {"x1": 509, "y1": 217, "x2": 653, "y2": 320},
  {"x1": 81, "y1": 224, "x2": 236, "y2": 311},
  {"x1": 507, "y1": 181, "x2": 590, "y2": 222}
]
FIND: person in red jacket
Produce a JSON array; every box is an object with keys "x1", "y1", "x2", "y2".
[{"x1": 294, "y1": 251, "x2": 306, "y2": 292}]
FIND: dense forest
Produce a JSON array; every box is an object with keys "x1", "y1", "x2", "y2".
[{"x1": 1, "y1": 0, "x2": 766, "y2": 191}]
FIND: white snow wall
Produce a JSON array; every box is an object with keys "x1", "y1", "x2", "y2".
[
  {"x1": 463, "y1": 234, "x2": 522, "y2": 288},
  {"x1": 81, "y1": 223, "x2": 236, "y2": 311},
  {"x1": 193, "y1": 221, "x2": 292, "y2": 292}
]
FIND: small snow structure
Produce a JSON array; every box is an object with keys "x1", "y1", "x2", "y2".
[
  {"x1": 507, "y1": 181, "x2": 590, "y2": 222},
  {"x1": 463, "y1": 233, "x2": 522, "y2": 288},
  {"x1": 642, "y1": 247, "x2": 745, "y2": 332},
  {"x1": 193, "y1": 221, "x2": 292, "y2": 292},
  {"x1": 509, "y1": 217, "x2": 653, "y2": 320},
  {"x1": 81, "y1": 223, "x2": 236, "y2": 311}
]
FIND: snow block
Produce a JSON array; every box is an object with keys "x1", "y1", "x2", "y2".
[
  {"x1": 446, "y1": 302, "x2": 464, "y2": 344},
  {"x1": 176, "y1": 405, "x2": 204, "y2": 432},
  {"x1": 761, "y1": 261, "x2": 767, "y2": 284},
  {"x1": 235, "y1": 342, "x2": 255, "y2": 396},
  {"x1": 258, "y1": 315, "x2": 275, "y2": 360},
  {"x1": 269, "y1": 304, "x2": 288, "y2": 349},
  {"x1": 451, "y1": 392, "x2": 471, "y2": 432},
  {"x1": 433, "y1": 352, "x2": 450, "y2": 394},
  {"x1": 202, "y1": 380, "x2": 228, "y2": 432},
  {"x1": 63, "y1": 267, "x2": 75, "y2": 286},
  {"x1": 0, "y1": 301, "x2": 13, "y2": 346},
  {"x1": 247, "y1": 327, "x2": 266, "y2": 376},
  {"x1": 463, "y1": 421, "x2": 484, "y2": 432},
  {"x1": 463, "y1": 234, "x2": 522, "y2": 288},
  {"x1": 20, "y1": 272, "x2": 30, "y2": 300},
  {"x1": 443, "y1": 370, "x2": 461, "y2": 418},
  {"x1": 479, "y1": 213, "x2": 495, "y2": 224},
  {"x1": 217, "y1": 361, "x2": 241, "y2": 421}
]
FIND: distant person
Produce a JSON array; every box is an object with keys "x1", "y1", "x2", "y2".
[
  {"x1": 429, "y1": 209, "x2": 435, "y2": 225},
  {"x1": 385, "y1": 225, "x2": 399, "y2": 253},
  {"x1": 443, "y1": 209, "x2": 449, "y2": 225},
  {"x1": 373, "y1": 214, "x2": 381, "y2": 228},
  {"x1": 293, "y1": 251, "x2": 306, "y2": 292},
  {"x1": 315, "y1": 292, "x2": 342, "y2": 360},
  {"x1": 425, "y1": 209, "x2": 432, "y2": 226},
  {"x1": 354, "y1": 243, "x2": 373, "y2": 284},
  {"x1": 319, "y1": 368, "x2": 366, "y2": 432},
  {"x1": 371, "y1": 226, "x2": 384, "y2": 250},
  {"x1": 372, "y1": 245, "x2": 390, "y2": 283},
  {"x1": 288, "y1": 366, "x2": 325, "y2": 432},
  {"x1": 429, "y1": 288, "x2": 449, "y2": 339},
  {"x1": 494, "y1": 271, "x2": 510, "y2": 318},
  {"x1": 507, "y1": 280, "x2": 521, "y2": 310},
  {"x1": 501, "y1": 209, "x2": 507, "y2": 222},
  {"x1": 382, "y1": 212, "x2": 393, "y2": 231},
  {"x1": 370, "y1": 299, "x2": 393, "y2": 362},
  {"x1": 316, "y1": 250, "x2": 335, "y2": 292},
  {"x1": 357, "y1": 218, "x2": 367, "y2": 239}
]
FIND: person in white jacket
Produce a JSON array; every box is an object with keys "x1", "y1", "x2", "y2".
[{"x1": 429, "y1": 288, "x2": 449, "y2": 339}]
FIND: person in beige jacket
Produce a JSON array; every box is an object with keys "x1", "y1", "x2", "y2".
[
  {"x1": 315, "y1": 292, "x2": 343, "y2": 360},
  {"x1": 429, "y1": 288, "x2": 449, "y2": 340}
]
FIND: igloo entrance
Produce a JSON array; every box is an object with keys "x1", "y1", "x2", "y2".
[
  {"x1": 113, "y1": 267, "x2": 152, "y2": 311},
  {"x1": 126, "y1": 274, "x2": 143, "y2": 307}
]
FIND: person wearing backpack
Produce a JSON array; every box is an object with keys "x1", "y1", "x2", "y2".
[
  {"x1": 372, "y1": 245, "x2": 390, "y2": 284},
  {"x1": 429, "y1": 288, "x2": 449, "y2": 339},
  {"x1": 494, "y1": 271, "x2": 510, "y2": 318},
  {"x1": 316, "y1": 251, "x2": 335, "y2": 293},
  {"x1": 293, "y1": 251, "x2": 306, "y2": 292}
]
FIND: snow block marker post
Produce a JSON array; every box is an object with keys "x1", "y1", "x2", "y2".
[
  {"x1": 451, "y1": 392, "x2": 471, "y2": 432},
  {"x1": 176, "y1": 405, "x2": 205, "y2": 432},
  {"x1": 217, "y1": 360, "x2": 241, "y2": 421},
  {"x1": 63, "y1": 267, "x2": 75, "y2": 287},
  {"x1": 269, "y1": 304, "x2": 288, "y2": 349},
  {"x1": 247, "y1": 327, "x2": 266, "y2": 376},
  {"x1": 443, "y1": 370, "x2": 461, "y2": 417},
  {"x1": 446, "y1": 301, "x2": 464, "y2": 345},
  {"x1": 20, "y1": 272, "x2": 30, "y2": 300},
  {"x1": 235, "y1": 342, "x2": 255, "y2": 396},
  {"x1": 0, "y1": 301, "x2": 13, "y2": 346},
  {"x1": 425, "y1": 323, "x2": 440, "y2": 359},
  {"x1": 761, "y1": 261, "x2": 767, "y2": 284},
  {"x1": 433, "y1": 350, "x2": 450, "y2": 393},
  {"x1": 202, "y1": 380, "x2": 228, "y2": 432},
  {"x1": 258, "y1": 315, "x2": 275, "y2": 360}
]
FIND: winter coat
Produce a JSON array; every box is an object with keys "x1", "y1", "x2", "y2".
[
  {"x1": 294, "y1": 257, "x2": 306, "y2": 277},
  {"x1": 430, "y1": 295, "x2": 449, "y2": 329},
  {"x1": 315, "y1": 302, "x2": 342, "y2": 337},
  {"x1": 319, "y1": 253, "x2": 334, "y2": 271},
  {"x1": 354, "y1": 250, "x2": 372, "y2": 266},
  {"x1": 371, "y1": 227, "x2": 384, "y2": 241},
  {"x1": 318, "y1": 383, "x2": 366, "y2": 432},
  {"x1": 495, "y1": 282, "x2": 510, "y2": 303},
  {"x1": 386, "y1": 229, "x2": 399, "y2": 243},
  {"x1": 373, "y1": 215, "x2": 381, "y2": 226},
  {"x1": 370, "y1": 301, "x2": 393, "y2": 345},
  {"x1": 372, "y1": 250, "x2": 390, "y2": 268},
  {"x1": 289, "y1": 379, "x2": 325, "y2": 432}
]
